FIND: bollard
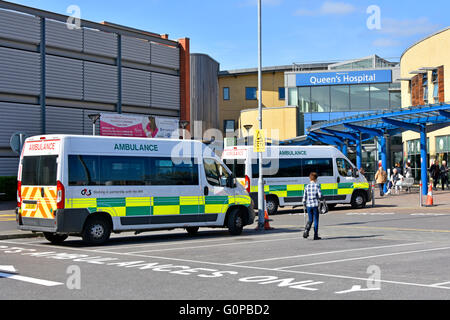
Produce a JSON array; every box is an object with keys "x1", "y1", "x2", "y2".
[
  {"x1": 419, "y1": 182, "x2": 423, "y2": 207},
  {"x1": 371, "y1": 181, "x2": 375, "y2": 208}
]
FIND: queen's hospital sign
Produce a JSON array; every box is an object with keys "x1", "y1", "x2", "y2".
[{"x1": 296, "y1": 70, "x2": 392, "y2": 87}]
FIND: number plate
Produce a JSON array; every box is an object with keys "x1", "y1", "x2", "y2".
[{"x1": 24, "y1": 203, "x2": 37, "y2": 210}]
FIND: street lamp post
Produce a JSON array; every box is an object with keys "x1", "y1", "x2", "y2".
[
  {"x1": 88, "y1": 114, "x2": 101, "y2": 136},
  {"x1": 180, "y1": 120, "x2": 190, "y2": 140},
  {"x1": 244, "y1": 125, "x2": 253, "y2": 146},
  {"x1": 257, "y1": 0, "x2": 265, "y2": 231}
]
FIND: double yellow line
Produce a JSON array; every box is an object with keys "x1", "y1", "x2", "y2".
[{"x1": 0, "y1": 214, "x2": 16, "y2": 222}]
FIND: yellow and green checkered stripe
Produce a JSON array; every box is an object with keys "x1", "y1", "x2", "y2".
[
  {"x1": 65, "y1": 195, "x2": 252, "y2": 217},
  {"x1": 250, "y1": 183, "x2": 370, "y2": 197}
]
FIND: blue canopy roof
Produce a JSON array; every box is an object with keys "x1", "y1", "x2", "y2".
[{"x1": 307, "y1": 103, "x2": 450, "y2": 138}]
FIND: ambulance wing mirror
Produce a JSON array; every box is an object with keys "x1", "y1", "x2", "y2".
[{"x1": 226, "y1": 176, "x2": 237, "y2": 189}]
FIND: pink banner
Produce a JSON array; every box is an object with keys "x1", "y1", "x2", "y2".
[{"x1": 100, "y1": 113, "x2": 179, "y2": 139}]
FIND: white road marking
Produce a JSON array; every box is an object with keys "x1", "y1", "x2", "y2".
[
  {"x1": 128, "y1": 237, "x2": 301, "y2": 254},
  {"x1": 430, "y1": 281, "x2": 450, "y2": 288},
  {"x1": 0, "y1": 272, "x2": 63, "y2": 287},
  {"x1": 0, "y1": 265, "x2": 17, "y2": 273},
  {"x1": 1, "y1": 239, "x2": 450, "y2": 291},
  {"x1": 275, "y1": 246, "x2": 450, "y2": 270},
  {"x1": 335, "y1": 285, "x2": 381, "y2": 294},
  {"x1": 228, "y1": 242, "x2": 429, "y2": 265},
  {"x1": 346, "y1": 212, "x2": 395, "y2": 216}
]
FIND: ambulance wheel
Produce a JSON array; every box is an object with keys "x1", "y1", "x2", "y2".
[
  {"x1": 351, "y1": 191, "x2": 367, "y2": 209},
  {"x1": 228, "y1": 209, "x2": 244, "y2": 236},
  {"x1": 44, "y1": 233, "x2": 68, "y2": 245},
  {"x1": 266, "y1": 196, "x2": 279, "y2": 215},
  {"x1": 82, "y1": 216, "x2": 111, "y2": 245},
  {"x1": 186, "y1": 227, "x2": 199, "y2": 236}
]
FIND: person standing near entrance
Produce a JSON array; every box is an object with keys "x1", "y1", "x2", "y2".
[
  {"x1": 404, "y1": 161, "x2": 413, "y2": 192},
  {"x1": 429, "y1": 160, "x2": 441, "y2": 191},
  {"x1": 440, "y1": 161, "x2": 449, "y2": 190},
  {"x1": 303, "y1": 172, "x2": 323, "y2": 241},
  {"x1": 375, "y1": 163, "x2": 388, "y2": 197}
]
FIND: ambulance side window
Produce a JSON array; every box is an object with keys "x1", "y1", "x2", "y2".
[
  {"x1": 69, "y1": 155, "x2": 100, "y2": 186},
  {"x1": 204, "y1": 159, "x2": 230, "y2": 187},
  {"x1": 336, "y1": 158, "x2": 353, "y2": 177},
  {"x1": 204, "y1": 158, "x2": 221, "y2": 187}
]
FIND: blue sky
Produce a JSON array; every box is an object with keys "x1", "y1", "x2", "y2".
[{"x1": 8, "y1": 0, "x2": 449, "y2": 70}]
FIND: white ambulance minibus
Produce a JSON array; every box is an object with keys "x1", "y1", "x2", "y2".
[
  {"x1": 16, "y1": 135, "x2": 254, "y2": 245},
  {"x1": 222, "y1": 146, "x2": 372, "y2": 215}
]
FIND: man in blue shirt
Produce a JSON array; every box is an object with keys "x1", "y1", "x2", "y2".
[{"x1": 303, "y1": 172, "x2": 323, "y2": 241}]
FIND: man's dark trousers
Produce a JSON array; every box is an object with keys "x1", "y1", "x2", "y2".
[{"x1": 306, "y1": 206, "x2": 320, "y2": 236}]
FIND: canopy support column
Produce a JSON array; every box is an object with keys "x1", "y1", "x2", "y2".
[{"x1": 420, "y1": 126, "x2": 428, "y2": 196}]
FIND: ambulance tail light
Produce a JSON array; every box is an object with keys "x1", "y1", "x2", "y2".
[
  {"x1": 245, "y1": 175, "x2": 251, "y2": 193},
  {"x1": 17, "y1": 180, "x2": 22, "y2": 208},
  {"x1": 57, "y1": 181, "x2": 65, "y2": 209}
]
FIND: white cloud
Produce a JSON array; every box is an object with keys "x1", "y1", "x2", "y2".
[
  {"x1": 378, "y1": 17, "x2": 441, "y2": 37},
  {"x1": 295, "y1": 1, "x2": 356, "y2": 16}
]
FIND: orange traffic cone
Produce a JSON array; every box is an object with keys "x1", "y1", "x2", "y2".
[
  {"x1": 425, "y1": 183, "x2": 434, "y2": 207},
  {"x1": 263, "y1": 193, "x2": 274, "y2": 230}
]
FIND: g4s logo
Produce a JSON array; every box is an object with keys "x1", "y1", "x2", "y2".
[{"x1": 81, "y1": 189, "x2": 92, "y2": 197}]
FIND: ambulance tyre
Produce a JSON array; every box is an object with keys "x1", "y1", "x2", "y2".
[
  {"x1": 266, "y1": 196, "x2": 279, "y2": 215},
  {"x1": 351, "y1": 191, "x2": 367, "y2": 209},
  {"x1": 43, "y1": 233, "x2": 68, "y2": 245},
  {"x1": 227, "y1": 208, "x2": 244, "y2": 236},
  {"x1": 82, "y1": 215, "x2": 112, "y2": 245},
  {"x1": 186, "y1": 227, "x2": 200, "y2": 236}
]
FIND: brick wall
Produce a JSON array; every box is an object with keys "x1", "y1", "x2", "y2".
[
  {"x1": 438, "y1": 66, "x2": 445, "y2": 103},
  {"x1": 411, "y1": 74, "x2": 424, "y2": 106}
]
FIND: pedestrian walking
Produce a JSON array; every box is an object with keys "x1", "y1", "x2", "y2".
[
  {"x1": 440, "y1": 160, "x2": 449, "y2": 191},
  {"x1": 375, "y1": 164, "x2": 388, "y2": 197},
  {"x1": 429, "y1": 160, "x2": 441, "y2": 191},
  {"x1": 302, "y1": 172, "x2": 323, "y2": 241}
]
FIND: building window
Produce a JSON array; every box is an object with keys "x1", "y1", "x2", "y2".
[
  {"x1": 245, "y1": 87, "x2": 257, "y2": 100},
  {"x1": 288, "y1": 88, "x2": 298, "y2": 106},
  {"x1": 436, "y1": 136, "x2": 450, "y2": 172},
  {"x1": 433, "y1": 85, "x2": 439, "y2": 103},
  {"x1": 432, "y1": 70, "x2": 439, "y2": 103},
  {"x1": 350, "y1": 85, "x2": 370, "y2": 110},
  {"x1": 311, "y1": 86, "x2": 330, "y2": 112},
  {"x1": 423, "y1": 73, "x2": 429, "y2": 104},
  {"x1": 330, "y1": 85, "x2": 350, "y2": 112},
  {"x1": 278, "y1": 87, "x2": 286, "y2": 100},
  {"x1": 406, "y1": 138, "x2": 430, "y2": 183},
  {"x1": 390, "y1": 91, "x2": 401, "y2": 109},
  {"x1": 224, "y1": 120, "x2": 235, "y2": 133},
  {"x1": 223, "y1": 87, "x2": 230, "y2": 101},
  {"x1": 298, "y1": 87, "x2": 311, "y2": 113},
  {"x1": 370, "y1": 83, "x2": 390, "y2": 110}
]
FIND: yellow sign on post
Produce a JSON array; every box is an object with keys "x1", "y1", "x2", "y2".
[{"x1": 254, "y1": 129, "x2": 266, "y2": 153}]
